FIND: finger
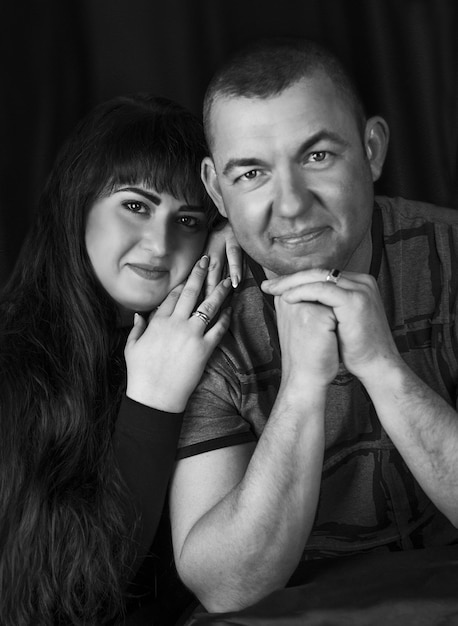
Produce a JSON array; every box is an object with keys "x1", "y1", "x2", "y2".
[
  {"x1": 191, "y1": 276, "x2": 232, "y2": 329},
  {"x1": 147, "y1": 307, "x2": 159, "y2": 323},
  {"x1": 226, "y1": 242, "x2": 242, "y2": 289},
  {"x1": 124, "y1": 312, "x2": 146, "y2": 349},
  {"x1": 280, "y1": 281, "x2": 355, "y2": 306},
  {"x1": 155, "y1": 282, "x2": 185, "y2": 317},
  {"x1": 262, "y1": 269, "x2": 372, "y2": 295},
  {"x1": 261, "y1": 269, "x2": 331, "y2": 294},
  {"x1": 172, "y1": 254, "x2": 211, "y2": 317},
  {"x1": 204, "y1": 255, "x2": 223, "y2": 297},
  {"x1": 202, "y1": 307, "x2": 232, "y2": 344}
]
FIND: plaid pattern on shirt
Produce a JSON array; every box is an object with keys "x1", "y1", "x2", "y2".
[{"x1": 178, "y1": 196, "x2": 458, "y2": 559}]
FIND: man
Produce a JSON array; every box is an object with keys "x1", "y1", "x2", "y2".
[{"x1": 169, "y1": 37, "x2": 458, "y2": 613}]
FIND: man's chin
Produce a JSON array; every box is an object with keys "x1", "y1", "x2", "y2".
[{"x1": 262, "y1": 258, "x2": 332, "y2": 278}]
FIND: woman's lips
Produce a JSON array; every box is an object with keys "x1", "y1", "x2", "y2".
[{"x1": 127, "y1": 264, "x2": 169, "y2": 280}]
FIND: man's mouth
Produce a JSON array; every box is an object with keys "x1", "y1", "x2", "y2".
[{"x1": 272, "y1": 227, "x2": 329, "y2": 248}]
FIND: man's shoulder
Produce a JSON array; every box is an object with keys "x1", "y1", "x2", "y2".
[
  {"x1": 376, "y1": 195, "x2": 458, "y2": 230},
  {"x1": 214, "y1": 257, "x2": 278, "y2": 372},
  {"x1": 224, "y1": 257, "x2": 272, "y2": 329}
]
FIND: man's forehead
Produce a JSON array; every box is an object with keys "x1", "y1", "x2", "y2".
[{"x1": 209, "y1": 76, "x2": 355, "y2": 157}]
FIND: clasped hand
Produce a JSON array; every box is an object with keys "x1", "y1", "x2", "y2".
[{"x1": 262, "y1": 269, "x2": 400, "y2": 384}]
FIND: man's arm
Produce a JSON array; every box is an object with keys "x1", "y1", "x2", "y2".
[
  {"x1": 357, "y1": 354, "x2": 458, "y2": 525},
  {"x1": 170, "y1": 299, "x2": 339, "y2": 612},
  {"x1": 263, "y1": 269, "x2": 458, "y2": 526}
]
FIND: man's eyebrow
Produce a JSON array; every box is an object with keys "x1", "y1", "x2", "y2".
[
  {"x1": 221, "y1": 130, "x2": 350, "y2": 177},
  {"x1": 222, "y1": 158, "x2": 268, "y2": 177},
  {"x1": 295, "y1": 130, "x2": 350, "y2": 156}
]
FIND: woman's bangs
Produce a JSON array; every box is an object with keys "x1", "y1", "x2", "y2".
[{"x1": 103, "y1": 124, "x2": 204, "y2": 205}]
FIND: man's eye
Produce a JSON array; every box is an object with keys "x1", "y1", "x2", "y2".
[
  {"x1": 123, "y1": 200, "x2": 148, "y2": 213},
  {"x1": 308, "y1": 151, "x2": 327, "y2": 163},
  {"x1": 240, "y1": 170, "x2": 258, "y2": 181}
]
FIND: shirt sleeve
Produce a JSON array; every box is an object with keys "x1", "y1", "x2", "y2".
[
  {"x1": 177, "y1": 348, "x2": 256, "y2": 459},
  {"x1": 112, "y1": 395, "x2": 183, "y2": 571}
]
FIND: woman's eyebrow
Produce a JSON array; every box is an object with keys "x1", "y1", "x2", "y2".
[
  {"x1": 178, "y1": 204, "x2": 205, "y2": 213},
  {"x1": 117, "y1": 186, "x2": 161, "y2": 204},
  {"x1": 116, "y1": 187, "x2": 204, "y2": 213}
]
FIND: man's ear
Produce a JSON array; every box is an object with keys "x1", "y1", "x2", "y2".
[
  {"x1": 201, "y1": 157, "x2": 227, "y2": 218},
  {"x1": 364, "y1": 116, "x2": 390, "y2": 182}
]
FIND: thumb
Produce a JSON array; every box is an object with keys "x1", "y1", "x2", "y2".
[{"x1": 125, "y1": 312, "x2": 146, "y2": 347}]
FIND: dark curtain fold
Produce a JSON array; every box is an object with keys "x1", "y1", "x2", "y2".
[
  {"x1": 1, "y1": 0, "x2": 457, "y2": 287},
  {"x1": 1, "y1": 0, "x2": 91, "y2": 285}
]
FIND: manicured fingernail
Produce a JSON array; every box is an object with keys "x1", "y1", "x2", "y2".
[
  {"x1": 232, "y1": 274, "x2": 239, "y2": 289},
  {"x1": 199, "y1": 254, "x2": 210, "y2": 268},
  {"x1": 134, "y1": 312, "x2": 140, "y2": 323}
]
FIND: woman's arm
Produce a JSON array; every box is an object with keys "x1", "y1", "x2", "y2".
[
  {"x1": 118, "y1": 255, "x2": 233, "y2": 572},
  {"x1": 112, "y1": 396, "x2": 183, "y2": 574}
]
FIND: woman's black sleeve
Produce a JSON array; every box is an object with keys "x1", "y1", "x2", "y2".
[{"x1": 112, "y1": 395, "x2": 183, "y2": 572}]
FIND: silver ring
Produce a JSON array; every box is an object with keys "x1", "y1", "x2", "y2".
[
  {"x1": 326, "y1": 268, "x2": 341, "y2": 284},
  {"x1": 191, "y1": 310, "x2": 211, "y2": 326}
]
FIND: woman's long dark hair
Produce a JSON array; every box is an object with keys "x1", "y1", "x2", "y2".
[{"x1": 0, "y1": 94, "x2": 217, "y2": 625}]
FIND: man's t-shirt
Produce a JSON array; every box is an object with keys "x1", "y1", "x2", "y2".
[{"x1": 178, "y1": 196, "x2": 458, "y2": 559}]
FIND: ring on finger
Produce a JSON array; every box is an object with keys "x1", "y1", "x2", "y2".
[
  {"x1": 191, "y1": 310, "x2": 211, "y2": 326},
  {"x1": 326, "y1": 268, "x2": 342, "y2": 285}
]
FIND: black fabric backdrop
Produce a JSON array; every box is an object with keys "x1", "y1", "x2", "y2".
[{"x1": 1, "y1": 0, "x2": 457, "y2": 287}]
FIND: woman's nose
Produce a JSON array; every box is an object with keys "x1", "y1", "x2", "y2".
[{"x1": 140, "y1": 220, "x2": 169, "y2": 256}]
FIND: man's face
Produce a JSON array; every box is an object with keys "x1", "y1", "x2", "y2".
[{"x1": 203, "y1": 74, "x2": 384, "y2": 276}]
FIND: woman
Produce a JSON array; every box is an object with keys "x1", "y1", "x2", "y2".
[{"x1": 0, "y1": 94, "x2": 238, "y2": 625}]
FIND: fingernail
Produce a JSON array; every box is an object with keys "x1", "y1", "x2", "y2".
[
  {"x1": 223, "y1": 276, "x2": 232, "y2": 288},
  {"x1": 199, "y1": 254, "x2": 210, "y2": 268},
  {"x1": 134, "y1": 312, "x2": 140, "y2": 323},
  {"x1": 232, "y1": 274, "x2": 239, "y2": 289}
]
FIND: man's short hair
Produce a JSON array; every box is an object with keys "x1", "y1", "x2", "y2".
[{"x1": 203, "y1": 37, "x2": 367, "y2": 149}]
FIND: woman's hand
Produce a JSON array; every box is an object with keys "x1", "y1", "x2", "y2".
[
  {"x1": 124, "y1": 255, "x2": 232, "y2": 412},
  {"x1": 205, "y1": 221, "x2": 242, "y2": 295}
]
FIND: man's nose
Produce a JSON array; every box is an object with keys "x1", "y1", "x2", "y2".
[{"x1": 273, "y1": 169, "x2": 312, "y2": 218}]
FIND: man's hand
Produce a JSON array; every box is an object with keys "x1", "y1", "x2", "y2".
[
  {"x1": 274, "y1": 295, "x2": 339, "y2": 392},
  {"x1": 262, "y1": 269, "x2": 400, "y2": 382}
]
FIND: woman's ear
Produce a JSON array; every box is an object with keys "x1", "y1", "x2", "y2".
[
  {"x1": 364, "y1": 116, "x2": 390, "y2": 182},
  {"x1": 201, "y1": 157, "x2": 227, "y2": 218}
]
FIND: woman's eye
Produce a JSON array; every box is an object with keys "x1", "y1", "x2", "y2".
[
  {"x1": 123, "y1": 200, "x2": 148, "y2": 214},
  {"x1": 177, "y1": 215, "x2": 200, "y2": 228}
]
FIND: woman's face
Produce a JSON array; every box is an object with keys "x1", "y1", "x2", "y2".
[{"x1": 85, "y1": 184, "x2": 209, "y2": 312}]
